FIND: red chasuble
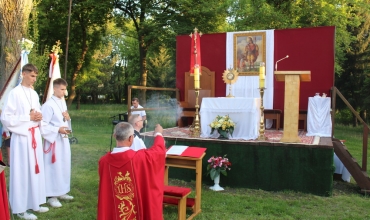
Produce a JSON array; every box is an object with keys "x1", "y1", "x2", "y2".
[
  {"x1": 0, "y1": 154, "x2": 10, "y2": 220},
  {"x1": 98, "y1": 136, "x2": 166, "y2": 220}
]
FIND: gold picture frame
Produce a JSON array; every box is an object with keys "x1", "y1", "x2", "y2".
[{"x1": 234, "y1": 32, "x2": 266, "y2": 76}]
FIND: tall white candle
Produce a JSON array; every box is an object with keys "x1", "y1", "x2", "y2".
[
  {"x1": 259, "y1": 62, "x2": 265, "y2": 88},
  {"x1": 194, "y1": 67, "x2": 200, "y2": 89}
]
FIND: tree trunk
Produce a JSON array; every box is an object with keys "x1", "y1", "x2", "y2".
[
  {"x1": 352, "y1": 113, "x2": 358, "y2": 127},
  {"x1": 76, "y1": 89, "x2": 80, "y2": 110},
  {"x1": 0, "y1": 0, "x2": 33, "y2": 88},
  {"x1": 66, "y1": 28, "x2": 88, "y2": 107},
  {"x1": 139, "y1": 35, "x2": 148, "y2": 105}
]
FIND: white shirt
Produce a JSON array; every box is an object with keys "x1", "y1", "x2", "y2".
[
  {"x1": 111, "y1": 146, "x2": 131, "y2": 154},
  {"x1": 131, "y1": 104, "x2": 146, "y2": 117}
]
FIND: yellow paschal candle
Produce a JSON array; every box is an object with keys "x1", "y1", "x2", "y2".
[
  {"x1": 259, "y1": 63, "x2": 265, "y2": 88},
  {"x1": 194, "y1": 67, "x2": 200, "y2": 89}
]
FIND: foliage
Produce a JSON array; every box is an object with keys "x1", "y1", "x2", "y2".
[
  {"x1": 0, "y1": 0, "x2": 31, "y2": 86},
  {"x1": 210, "y1": 115, "x2": 235, "y2": 137},
  {"x1": 113, "y1": 0, "x2": 229, "y2": 87},
  {"x1": 334, "y1": 109, "x2": 354, "y2": 125},
  {"x1": 206, "y1": 155, "x2": 232, "y2": 180},
  {"x1": 35, "y1": 0, "x2": 112, "y2": 105},
  {"x1": 147, "y1": 47, "x2": 176, "y2": 88},
  {"x1": 334, "y1": 1, "x2": 370, "y2": 125}
]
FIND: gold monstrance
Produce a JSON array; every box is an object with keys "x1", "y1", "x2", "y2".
[{"x1": 222, "y1": 68, "x2": 239, "y2": 98}]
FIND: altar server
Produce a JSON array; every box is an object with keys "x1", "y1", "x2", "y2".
[
  {"x1": 128, "y1": 114, "x2": 146, "y2": 151},
  {"x1": 131, "y1": 97, "x2": 146, "y2": 121},
  {"x1": 1, "y1": 64, "x2": 48, "y2": 219},
  {"x1": 41, "y1": 78, "x2": 74, "y2": 208}
]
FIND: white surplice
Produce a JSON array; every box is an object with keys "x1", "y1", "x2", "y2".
[
  {"x1": 40, "y1": 95, "x2": 71, "y2": 197},
  {"x1": 0, "y1": 85, "x2": 46, "y2": 213},
  {"x1": 130, "y1": 136, "x2": 146, "y2": 151}
]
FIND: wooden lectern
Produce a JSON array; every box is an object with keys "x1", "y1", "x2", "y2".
[{"x1": 274, "y1": 71, "x2": 311, "y2": 142}]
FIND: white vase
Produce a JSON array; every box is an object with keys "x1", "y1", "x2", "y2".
[{"x1": 209, "y1": 175, "x2": 224, "y2": 191}]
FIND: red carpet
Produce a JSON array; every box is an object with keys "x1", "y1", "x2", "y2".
[{"x1": 144, "y1": 127, "x2": 316, "y2": 145}]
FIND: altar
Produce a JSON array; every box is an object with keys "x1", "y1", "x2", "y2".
[{"x1": 199, "y1": 97, "x2": 260, "y2": 140}]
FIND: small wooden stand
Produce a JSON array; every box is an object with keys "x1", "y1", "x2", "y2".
[
  {"x1": 274, "y1": 71, "x2": 311, "y2": 142},
  {"x1": 165, "y1": 153, "x2": 206, "y2": 219}
]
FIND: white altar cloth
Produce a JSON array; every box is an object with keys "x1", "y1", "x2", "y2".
[
  {"x1": 199, "y1": 97, "x2": 260, "y2": 140},
  {"x1": 306, "y1": 96, "x2": 332, "y2": 137},
  {"x1": 334, "y1": 153, "x2": 351, "y2": 182}
]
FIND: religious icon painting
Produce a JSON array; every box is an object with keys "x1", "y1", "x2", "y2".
[{"x1": 234, "y1": 32, "x2": 266, "y2": 76}]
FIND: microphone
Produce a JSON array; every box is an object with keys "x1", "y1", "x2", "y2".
[{"x1": 275, "y1": 55, "x2": 289, "y2": 71}]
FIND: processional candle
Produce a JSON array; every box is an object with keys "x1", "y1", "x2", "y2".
[
  {"x1": 194, "y1": 67, "x2": 200, "y2": 89},
  {"x1": 259, "y1": 62, "x2": 265, "y2": 88}
]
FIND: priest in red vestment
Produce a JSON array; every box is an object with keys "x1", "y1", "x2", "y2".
[{"x1": 98, "y1": 122, "x2": 166, "y2": 220}]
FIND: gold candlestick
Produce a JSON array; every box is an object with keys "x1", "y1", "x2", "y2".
[
  {"x1": 258, "y1": 87, "x2": 267, "y2": 141},
  {"x1": 190, "y1": 88, "x2": 201, "y2": 137}
]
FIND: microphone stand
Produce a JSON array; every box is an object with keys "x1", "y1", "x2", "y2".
[
  {"x1": 109, "y1": 115, "x2": 118, "y2": 151},
  {"x1": 275, "y1": 55, "x2": 289, "y2": 71}
]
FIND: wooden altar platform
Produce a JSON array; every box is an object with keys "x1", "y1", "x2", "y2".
[{"x1": 142, "y1": 127, "x2": 334, "y2": 196}]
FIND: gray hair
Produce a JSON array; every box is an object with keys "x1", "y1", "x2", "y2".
[
  {"x1": 114, "y1": 122, "x2": 134, "y2": 141},
  {"x1": 128, "y1": 114, "x2": 141, "y2": 125}
]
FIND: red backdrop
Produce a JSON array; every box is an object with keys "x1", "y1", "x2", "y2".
[
  {"x1": 176, "y1": 26, "x2": 335, "y2": 119},
  {"x1": 274, "y1": 26, "x2": 335, "y2": 111},
  {"x1": 176, "y1": 33, "x2": 227, "y2": 99}
]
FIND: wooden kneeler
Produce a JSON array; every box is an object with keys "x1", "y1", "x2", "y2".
[{"x1": 163, "y1": 185, "x2": 192, "y2": 220}]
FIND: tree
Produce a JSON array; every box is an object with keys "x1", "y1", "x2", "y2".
[
  {"x1": 147, "y1": 46, "x2": 175, "y2": 88},
  {"x1": 0, "y1": 0, "x2": 33, "y2": 88},
  {"x1": 113, "y1": 0, "x2": 229, "y2": 90},
  {"x1": 336, "y1": 0, "x2": 370, "y2": 125},
  {"x1": 36, "y1": 0, "x2": 112, "y2": 106}
]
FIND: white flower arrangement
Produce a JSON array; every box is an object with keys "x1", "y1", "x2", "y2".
[{"x1": 209, "y1": 115, "x2": 235, "y2": 137}]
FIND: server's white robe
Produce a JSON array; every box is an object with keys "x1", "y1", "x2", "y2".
[
  {"x1": 130, "y1": 136, "x2": 146, "y2": 151},
  {"x1": 0, "y1": 85, "x2": 46, "y2": 213},
  {"x1": 40, "y1": 95, "x2": 71, "y2": 197}
]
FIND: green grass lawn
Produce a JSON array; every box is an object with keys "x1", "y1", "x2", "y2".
[{"x1": 2, "y1": 104, "x2": 370, "y2": 219}]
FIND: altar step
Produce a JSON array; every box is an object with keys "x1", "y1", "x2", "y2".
[{"x1": 332, "y1": 138, "x2": 370, "y2": 192}]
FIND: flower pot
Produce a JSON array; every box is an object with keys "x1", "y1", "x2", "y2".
[
  {"x1": 209, "y1": 175, "x2": 224, "y2": 191},
  {"x1": 217, "y1": 129, "x2": 229, "y2": 139}
]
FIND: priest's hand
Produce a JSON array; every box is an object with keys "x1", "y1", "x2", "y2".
[
  {"x1": 30, "y1": 110, "x2": 42, "y2": 122},
  {"x1": 154, "y1": 124, "x2": 163, "y2": 135}
]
